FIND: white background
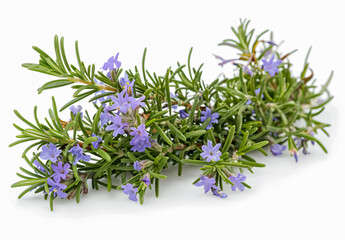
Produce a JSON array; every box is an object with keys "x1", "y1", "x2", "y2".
[{"x1": 1, "y1": 0, "x2": 344, "y2": 239}]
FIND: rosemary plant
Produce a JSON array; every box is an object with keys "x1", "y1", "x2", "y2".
[{"x1": 10, "y1": 20, "x2": 332, "y2": 210}]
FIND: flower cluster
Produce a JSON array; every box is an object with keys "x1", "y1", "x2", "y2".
[
  {"x1": 38, "y1": 143, "x2": 71, "y2": 198},
  {"x1": 195, "y1": 176, "x2": 227, "y2": 198},
  {"x1": 97, "y1": 61, "x2": 152, "y2": 153}
]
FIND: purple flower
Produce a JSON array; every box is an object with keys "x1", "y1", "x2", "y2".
[
  {"x1": 195, "y1": 175, "x2": 216, "y2": 193},
  {"x1": 69, "y1": 105, "x2": 83, "y2": 118},
  {"x1": 110, "y1": 91, "x2": 131, "y2": 113},
  {"x1": 128, "y1": 95, "x2": 146, "y2": 110},
  {"x1": 142, "y1": 176, "x2": 151, "y2": 186},
  {"x1": 134, "y1": 161, "x2": 142, "y2": 171},
  {"x1": 119, "y1": 72, "x2": 129, "y2": 86},
  {"x1": 200, "y1": 140, "x2": 222, "y2": 162},
  {"x1": 201, "y1": 107, "x2": 219, "y2": 130},
  {"x1": 120, "y1": 73, "x2": 135, "y2": 95},
  {"x1": 243, "y1": 65, "x2": 253, "y2": 76},
  {"x1": 246, "y1": 88, "x2": 261, "y2": 105},
  {"x1": 211, "y1": 186, "x2": 228, "y2": 198},
  {"x1": 179, "y1": 110, "x2": 189, "y2": 119},
  {"x1": 106, "y1": 115, "x2": 125, "y2": 138},
  {"x1": 34, "y1": 160, "x2": 45, "y2": 172},
  {"x1": 229, "y1": 173, "x2": 247, "y2": 192},
  {"x1": 121, "y1": 183, "x2": 138, "y2": 202},
  {"x1": 130, "y1": 124, "x2": 149, "y2": 139},
  {"x1": 270, "y1": 143, "x2": 286, "y2": 156},
  {"x1": 68, "y1": 145, "x2": 91, "y2": 165},
  {"x1": 47, "y1": 178, "x2": 67, "y2": 198},
  {"x1": 130, "y1": 137, "x2": 151, "y2": 152},
  {"x1": 102, "y1": 53, "x2": 121, "y2": 71},
  {"x1": 40, "y1": 143, "x2": 61, "y2": 163},
  {"x1": 262, "y1": 55, "x2": 282, "y2": 76},
  {"x1": 51, "y1": 161, "x2": 70, "y2": 182},
  {"x1": 129, "y1": 124, "x2": 151, "y2": 152},
  {"x1": 294, "y1": 137, "x2": 311, "y2": 155},
  {"x1": 91, "y1": 133, "x2": 102, "y2": 149},
  {"x1": 100, "y1": 112, "x2": 112, "y2": 126},
  {"x1": 170, "y1": 92, "x2": 178, "y2": 98}
]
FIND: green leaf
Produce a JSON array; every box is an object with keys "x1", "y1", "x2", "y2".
[
  {"x1": 94, "y1": 147, "x2": 112, "y2": 162},
  {"x1": 238, "y1": 160, "x2": 265, "y2": 167},
  {"x1": 237, "y1": 141, "x2": 269, "y2": 155},
  {"x1": 149, "y1": 172, "x2": 167, "y2": 179},
  {"x1": 168, "y1": 123, "x2": 186, "y2": 141},
  {"x1": 126, "y1": 152, "x2": 140, "y2": 162},
  {"x1": 185, "y1": 130, "x2": 206, "y2": 139},
  {"x1": 165, "y1": 68, "x2": 172, "y2": 115},
  {"x1": 38, "y1": 79, "x2": 73, "y2": 93},
  {"x1": 188, "y1": 95, "x2": 198, "y2": 126},
  {"x1": 152, "y1": 122, "x2": 172, "y2": 146},
  {"x1": 222, "y1": 125, "x2": 235, "y2": 153},
  {"x1": 180, "y1": 159, "x2": 211, "y2": 165}
]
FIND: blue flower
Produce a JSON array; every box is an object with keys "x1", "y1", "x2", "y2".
[
  {"x1": 270, "y1": 143, "x2": 286, "y2": 156},
  {"x1": 211, "y1": 186, "x2": 228, "y2": 198},
  {"x1": 131, "y1": 138, "x2": 151, "y2": 152},
  {"x1": 33, "y1": 160, "x2": 45, "y2": 172},
  {"x1": 120, "y1": 73, "x2": 135, "y2": 95},
  {"x1": 200, "y1": 140, "x2": 222, "y2": 162},
  {"x1": 110, "y1": 91, "x2": 131, "y2": 114},
  {"x1": 106, "y1": 115, "x2": 125, "y2": 138},
  {"x1": 69, "y1": 105, "x2": 83, "y2": 118},
  {"x1": 68, "y1": 145, "x2": 91, "y2": 165},
  {"x1": 51, "y1": 161, "x2": 70, "y2": 182},
  {"x1": 179, "y1": 110, "x2": 189, "y2": 119},
  {"x1": 194, "y1": 175, "x2": 216, "y2": 193},
  {"x1": 100, "y1": 112, "x2": 112, "y2": 127},
  {"x1": 40, "y1": 143, "x2": 61, "y2": 163},
  {"x1": 229, "y1": 173, "x2": 247, "y2": 192},
  {"x1": 134, "y1": 161, "x2": 142, "y2": 171},
  {"x1": 200, "y1": 107, "x2": 219, "y2": 130},
  {"x1": 121, "y1": 183, "x2": 138, "y2": 202},
  {"x1": 91, "y1": 133, "x2": 102, "y2": 149},
  {"x1": 243, "y1": 65, "x2": 253, "y2": 76},
  {"x1": 47, "y1": 178, "x2": 67, "y2": 198},
  {"x1": 262, "y1": 55, "x2": 282, "y2": 76},
  {"x1": 129, "y1": 124, "x2": 151, "y2": 152},
  {"x1": 128, "y1": 95, "x2": 146, "y2": 110},
  {"x1": 142, "y1": 176, "x2": 151, "y2": 186},
  {"x1": 102, "y1": 53, "x2": 121, "y2": 71},
  {"x1": 170, "y1": 92, "x2": 178, "y2": 99}
]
